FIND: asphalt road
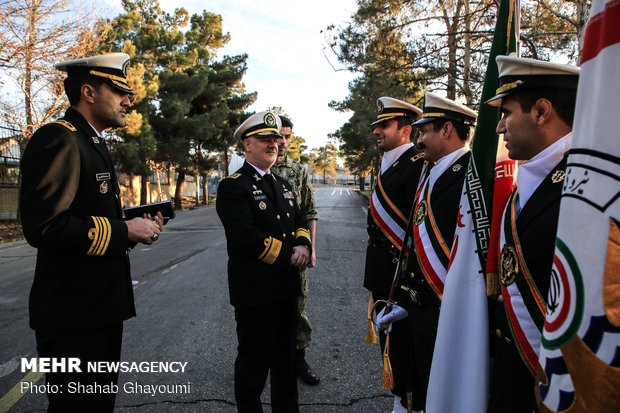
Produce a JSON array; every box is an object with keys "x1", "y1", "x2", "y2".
[{"x1": 0, "y1": 184, "x2": 393, "y2": 412}]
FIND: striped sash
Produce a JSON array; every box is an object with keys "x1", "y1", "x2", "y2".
[
  {"x1": 498, "y1": 189, "x2": 546, "y2": 376},
  {"x1": 369, "y1": 172, "x2": 411, "y2": 254},
  {"x1": 412, "y1": 173, "x2": 450, "y2": 299}
]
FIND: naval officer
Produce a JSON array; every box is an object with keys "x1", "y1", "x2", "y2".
[
  {"x1": 20, "y1": 53, "x2": 162, "y2": 412},
  {"x1": 216, "y1": 111, "x2": 312, "y2": 413},
  {"x1": 485, "y1": 55, "x2": 580, "y2": 413}
]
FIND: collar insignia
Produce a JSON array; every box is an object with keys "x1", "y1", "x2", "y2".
[{"x1": 551, "y1": 170, "x2": 565, "y2": 183}]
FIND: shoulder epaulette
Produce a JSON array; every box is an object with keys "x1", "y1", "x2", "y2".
[
  {"x1": 410, "y1": 153, "x2": 424, "y2": 163},
  {"x1": 228, "y1": 173, "x2": 241, "y2": 179},
  {"x1": 51, "y1": 119, "x2": 76, "y2": 132}
]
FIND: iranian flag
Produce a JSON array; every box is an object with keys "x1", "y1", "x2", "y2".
[
  {"x1": 425, "y1": 1, "x2": 519, "y2": 412},
  {"x1": 535, "y1": 1, "x2": 620, "y2": 411}
]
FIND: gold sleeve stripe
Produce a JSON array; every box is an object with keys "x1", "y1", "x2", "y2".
[
  {"x1": 295, "y1": 228, "x2": 311, "y2": 242},
  {"x1": 87, "y1": 216, "x2": 112, "y2": 256},
  {"x1": 258, "y1": 236, "x2": 282, "y2": 265}
]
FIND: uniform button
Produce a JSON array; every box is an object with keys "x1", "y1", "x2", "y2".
[
  {"x1": 291, "y1": 232, "x2": 295, "y2": 236},
  {"x1": 496, "y1": 328, "x2": 502, "y2": 338},
  {"x1": 276, "y1": 215, "x2": 281, "y2": 220},
  {"x1": 286, "y1": 213, "x2": 290, "y2": 218},
  {"x1": 283, "y1": 233, "x2": 286, "y2": 238},
  {"x1": 497, "y1": 294, "x2": 504, "y2": 303},
  {"x1": 410, "y1": 272, "x2": 415, "y2": 278}
]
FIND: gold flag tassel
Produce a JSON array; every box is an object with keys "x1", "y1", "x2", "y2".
[
  {"x1": 366, "y1": 291, "x2": 377, "y2": 344},
  {"x1": 382, "y1": 333, "x2": 395, "y2": 390}
]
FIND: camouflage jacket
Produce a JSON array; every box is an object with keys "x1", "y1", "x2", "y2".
[{"x1": 272, "y1": 156, "x2": 319, "y2": 221}]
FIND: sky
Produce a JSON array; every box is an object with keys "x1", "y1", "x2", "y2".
[{"x1": 104, "y1": 0, "x2": 360, "y2": 150}]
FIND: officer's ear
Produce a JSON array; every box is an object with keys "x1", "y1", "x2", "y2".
[{"x1": 81, "y1": 84, "x2": 97, "y2": 104}]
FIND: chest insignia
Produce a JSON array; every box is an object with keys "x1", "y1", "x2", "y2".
[
  {"x1": 452, "y1": 163, "x2": 462, "y2": 172},
  {"x1": 254, "y1": 194, "x2": 267, "y2": 200},
  {"x1": 414, "y1": 200, "x2": 428, "y2": 226},
  {"x1": 551, "y1": 170, "x2": 565, "y2": 184},
  {"x1": 96, "y1": 172, "x2": 111, "y2": 182},
  {"x1": 499, "y1": 245, "x2": 518, "y2": 286},
  {"x1": 253, "y1": 174, "x2": 261, "y2": 182},
  {"x1": 259, "y1": 201, "x2": 267, "y2": 210},
  {"x1": 99, "y1": 181, "x2": 109, "y2": 194},
  {"x1": 92, "y1": 136, "x2": 100, "y2": 144}
]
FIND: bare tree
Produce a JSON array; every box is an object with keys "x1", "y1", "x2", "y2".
[{"x1": 0, "y1": 0, "x2": 112, "y2": 152}]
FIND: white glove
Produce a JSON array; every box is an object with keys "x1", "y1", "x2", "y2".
[{"x1": 375, "y1": 304, "x2": 408, "y2": 334}]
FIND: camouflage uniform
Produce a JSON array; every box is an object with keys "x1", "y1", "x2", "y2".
[{"x1": 272, "y1": 155, "x2": 319, "y2": 350}]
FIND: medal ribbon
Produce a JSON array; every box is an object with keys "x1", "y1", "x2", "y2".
[
  {"x1": 370, "y1": 172, "x2": 411, "y2": 254},
  {"x1": 499, "y1": 188, "x2": 547, "y2": 376},
  {"x1": 412, "y1": 174, "x2": 450, "y2": 299}
]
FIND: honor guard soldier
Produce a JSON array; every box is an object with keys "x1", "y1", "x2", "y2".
[
  {"x1": 364, "y1": 96, "x2": 424, "y2": 413},
  {"x1": 271, "y1": 115, "x2": 320, "y2": 385},
  {"x1": 485, "y1": 56, "x2": 580, "y2": 413},
  {"x1": 19, "y1": 53, "x2": 163, "y2": 412},
  {"x1": 216, "y1": 111, "x2": 312, "y2": 413},
  {"x1": 377, "y1": 92, "x2": 477, "y2": 412}
]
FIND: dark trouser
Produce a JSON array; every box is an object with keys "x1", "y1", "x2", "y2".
[
  {"x1": 488, "y1": 305, "x2": 539, "y2": 413},
  {"x1": 372, "y1": 291, "x2": 414, "y2": 402},
  {"x1": 234, "y1": 300, "x2": 299, "y2": 413},
  {"x1": 35, "y1": 322, "x2": 123, "y2": 413},
  {"x1": 406, "y1": 301, "x2": 440, "y2": 411}
]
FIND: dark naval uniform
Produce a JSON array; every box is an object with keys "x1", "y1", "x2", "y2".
[
  {"x1": 365, "y1": 145, "x2": 424, "y2": 400},
  {"x1": 488, "y1": 158, "x2": 567, "y2": 413},
  {"x1": 396, "y1": 151, "x2": 470, "y2": 411},
  {"x1": 216, "y1": 161, "x2": 312, "y2": 413},
  {"x1": 20, "y1": 107, "x2": 135, "y2": 410}
]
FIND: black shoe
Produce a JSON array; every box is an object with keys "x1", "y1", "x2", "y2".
[
  {"x1": 297, "y1": 359, "x2": 320, "y2": 385},
  {"x1": 296, "y1": 349, "x2": 320, "y2": 385}
]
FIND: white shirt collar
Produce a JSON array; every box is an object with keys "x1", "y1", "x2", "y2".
[
  {"x1": 381, "y1": 143, "x2": 414, "y2": 174},
  {"x1": 87, "y1": 122, "x2": 104, "y2": 138},
  {"x1": 429, "y1": 146, "x2": 470, "y2": 188},
  {"x1": 247, "y1": 160, "x2": 269, "y2": 176},
  {"x1": 516, "y1": 132, "x2": 571, "y2": 210}
]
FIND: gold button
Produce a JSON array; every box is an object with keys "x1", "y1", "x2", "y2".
[
  {"x1": 287, "y1": 213, "x2": 290, "y2": 218},
  {"x1": 496, "y1": 328, "x2": 502, "y2": 338},
  {"x1": 283, "y1": 233, "x2": 286, "y2": 238},
  {"x1": 410, "y1": 272, "x2": 415, "y2": 278},
  {"x1": 498, "y1": 294, "x2": 504, "y2": 303},
  {"x1": 291, "y1": 232, "x2": 295, "y2": 236},
  {"x1": 276, "y1": 215, "x2": 281, "y2": 220}
]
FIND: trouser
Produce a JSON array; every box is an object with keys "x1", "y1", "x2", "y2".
[
  {"x1": 372, "y1": 291, "x2": 414, "y2": 402},
  {"x1": 234, "y1": 300, "x2": 299, "y2": 413},
  {"x1": 487, "y1": 304, "x2": 540, "y2": 413},
  {"x1": 406, "y1": 301, "x2": 440, "y2": 411},
  {"x1": 35, "y1": 322, "x2": 123, "y2": 413},
  {"x1": 296, "y1": 269, "x2": 312, "y2": 350}
]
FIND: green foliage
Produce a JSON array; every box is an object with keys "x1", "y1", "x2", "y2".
[
  {"x1": 310, "y1": 143, "x2": 339, "y2": 184},
  {"x1": 101, "y1": 0, "x2": 256, "y2": 205}
]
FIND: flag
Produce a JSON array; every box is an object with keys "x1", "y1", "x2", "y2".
[
  {"x1": 425, "y1": 1, "x2": 518, "y2": 412},
  {"x1": 535, "y1": 1, "x2": 620, "y2": 411}
]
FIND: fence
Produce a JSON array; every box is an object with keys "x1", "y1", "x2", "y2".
[{"x1": 0, "y1": 119, "x2": 21, "y2": 219}]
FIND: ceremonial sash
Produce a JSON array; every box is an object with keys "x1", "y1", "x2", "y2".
[
  {"x1": 498, "y1": 189, "x2": 547, "y2": 376},
  {"x1": 412, "y1": 174, "x2": 450, "y2": 299},
  {"x1": 369, "y1": 172, "x2": 411, "y2": 254}
]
